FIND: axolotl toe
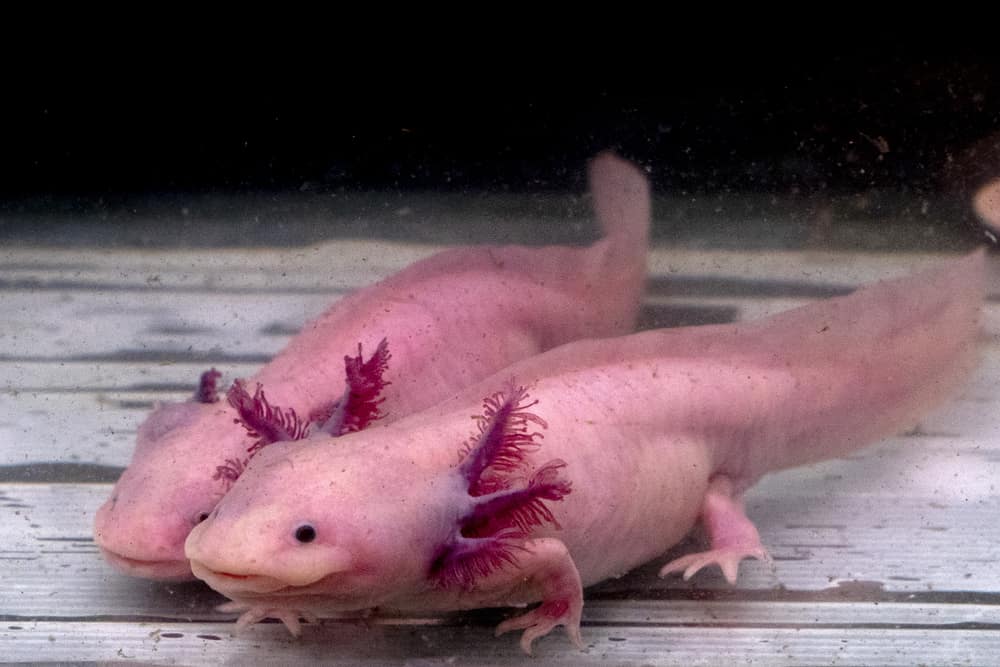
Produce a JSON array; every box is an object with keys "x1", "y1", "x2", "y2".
[
  {"x1": 93, "y1": 151, "x2": 651, "y2": 581},
  {"x1": 185, "y1": 250, "x2": 984, "y2": 653}
]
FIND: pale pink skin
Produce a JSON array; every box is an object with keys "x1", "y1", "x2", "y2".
[
  {"x1": 973, "y1": 177, "x2": 1000, "y2": 235},
  {"x1": 185, "y1": 250, "x2": 984, "y2": 653},
  {"x1": 93, "y1": 152, "x2": 651, "y2": 581}
]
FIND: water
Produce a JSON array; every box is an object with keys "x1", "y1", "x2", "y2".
[{"x1": 2, "y1": 56, "x2": 999, "y2": 664}]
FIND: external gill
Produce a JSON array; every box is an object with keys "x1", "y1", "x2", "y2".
[
  {"x1": 458, "y1": 380, "x2": 549, "y2": 496},
  {"x1": 212, "y1": 457, "x2": 246, "y2": 488},
  {"x1": 212, "y1": 339, "x2": 391, "y2": 490},
  {"x1": 433, "y1": 530, "x2": 526, "y2": 589},
  {"x1": 430, "y1": 381, "x2": 571, "y2": 589},
  {"x1": 227, "y1": 380, "x2": 311, "y2": 455},
  {"x1": 194, "y1": 368, "x2": 223, "y2": 403},
  {"x1": 458, "y1": 460, "x2": 571, "y2": 537},
  {"x1": 314, "y1": 337, "x2": 391, "y2": 436}
]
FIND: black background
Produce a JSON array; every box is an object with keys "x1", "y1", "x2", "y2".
[{"x1": 2, "y1": 48, "x2": 997, "y2": 198}]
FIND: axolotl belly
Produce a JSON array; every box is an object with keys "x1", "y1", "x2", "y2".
[
  {"x1": 185, "y1": 250, "x2": 984, "y2": 653},
  {"x1": 94, "y1": 151, "x2": 650, "y2": 581}
]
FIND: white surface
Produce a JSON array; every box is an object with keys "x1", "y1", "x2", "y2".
[{"x1": 1, "y1": 241, "x2": 998, "y2": 665}]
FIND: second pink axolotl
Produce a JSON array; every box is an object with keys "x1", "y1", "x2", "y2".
[{"x1": 94, "y1": 152, "x2": 651, "y2": 581}]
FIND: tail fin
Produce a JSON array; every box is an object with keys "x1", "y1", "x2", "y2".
[
  {"x1": 584, "y1": 151, "x2": 651, "y2": 330},
  {"x1": 588, "y1": 151, "x2": 651, "y2": 272},
  {"x1": 973, "y1": 177, "x2": 1000, "y2": 234},
  {"x1": 472, "y1": 151, "x2": 651, "y2": 340}
]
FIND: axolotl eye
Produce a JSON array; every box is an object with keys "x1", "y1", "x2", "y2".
[
  {"x1": 294, "y1": 524, "x2": 316, "y2": 543},
  {"x1": 188, "y1": 510, "x2": 212, "y2": 527}
]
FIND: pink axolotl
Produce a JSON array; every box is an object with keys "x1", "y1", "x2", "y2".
[
  {"x1": 94, "y1": 151, "x2": 651, "y2": 581},
  {"x1": 974, "y1": 177, "x2": 1000, "y2": 236},
  {"x1": 184, "y1": 250, "x2": 984, "y2": 653}
]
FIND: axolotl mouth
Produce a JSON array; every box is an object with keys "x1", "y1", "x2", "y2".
[
  {"x1": 189, "y1": 559, "x2": 307, "y2": 596},
  {"x1": 98, "y1": 547, "x2": 194, "y2": 582}
]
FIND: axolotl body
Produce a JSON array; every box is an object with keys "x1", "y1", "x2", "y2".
[
  {"x1": 185, "y1": 250, "x2": 984, "y2": 653},
  {"x1": 94, "y1": 152, "x2": 651, "y2": 581}
]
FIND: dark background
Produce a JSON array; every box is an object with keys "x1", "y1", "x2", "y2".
[{"x1": 3, "y1": 51, "x2": 997, "y2": 199}]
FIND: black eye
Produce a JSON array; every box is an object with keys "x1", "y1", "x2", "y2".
[{"x1": 295, "y1": 524, "x2": 316, "y2": 543}]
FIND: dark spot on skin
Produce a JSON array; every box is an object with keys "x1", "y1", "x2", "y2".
[{"x1": 295, "y1": 524, "x2": 316, "y2": 543}]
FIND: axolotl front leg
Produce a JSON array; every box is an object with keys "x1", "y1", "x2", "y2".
[
  {"x1": 465, "y1": 537, "x2": 583, "y2": 655},
  {"x1": 659, "y1": 475, "x2": 771, "y2": 583},
  {"x1": 429, "y1": 382, "x2": 584, "y2": 654}
]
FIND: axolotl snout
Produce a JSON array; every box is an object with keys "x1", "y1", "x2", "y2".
[
  {"x1": 185, "y1": 250, "x2": 984, "y2": 653},
  {"x1": 93, "y1": 152, "x2": 650, "y2": 581}
]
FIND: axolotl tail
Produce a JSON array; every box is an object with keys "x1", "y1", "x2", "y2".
[
  {"x1": 587, "y1": 150, "x2": 651, "y2": 309},
  {"x1": 713, "y1": 249, "x2": 986, "y2": 481}
]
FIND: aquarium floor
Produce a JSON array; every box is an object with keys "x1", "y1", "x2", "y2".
[{"x1": 1, "y1": 197, "x2": 999, "y2": 666}]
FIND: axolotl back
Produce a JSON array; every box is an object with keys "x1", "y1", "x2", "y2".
[{"x1": 186, "y1": 250, "x2": 984, "y2": 653}]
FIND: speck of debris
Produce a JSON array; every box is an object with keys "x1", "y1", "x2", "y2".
[
  {"x1": 161, "y1": 632, "x2": 184, "y2": 638},
  {"x1": 197, "y1": 634, "x2": 223, "y2": 641},
  {"x1": 608, "y1": 637, "x2": 627, "y2": 642}
]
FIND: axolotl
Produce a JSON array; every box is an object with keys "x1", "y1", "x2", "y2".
[
  {"x1": 185, "y1": 250, "x2": 984, "y2": 653},
  {"x1": 94, "y1": 151, "x2": 651, "y2": 581}
]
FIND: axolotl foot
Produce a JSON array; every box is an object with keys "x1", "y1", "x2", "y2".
[
  {"x1": 659, "y1": 544, "x2": 771, "y2": 584},
  {"x1": 495, "y1": 595, "x2": 584, "y2": 655},
  {"x1": 659, "y1": 474, "x2": 771, "y2": 585},
  {"x1": 483, "y1": 538, "x2": 584, "y2": 655},
  {"x1": 216, "y1": 600, "x2": 318, "y2": 637}
]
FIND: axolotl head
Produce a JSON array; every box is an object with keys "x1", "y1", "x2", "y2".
[
  {"x1": 93, "y1": 399, "x2": 246, "y2": 580},
  {"x1": 96, "y1": 345, "x2": 392, "y2": 582},
  {"x1": 184, "y1": 382, "x2": 571, "y2": 627},
  {"x1": 184, "y1": 431, "x2": 463, "y2": 615}
]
